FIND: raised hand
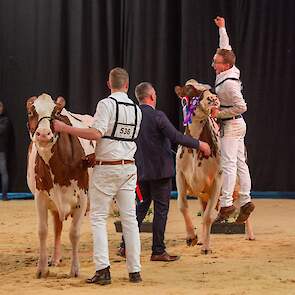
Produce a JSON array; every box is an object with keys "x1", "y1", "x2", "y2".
[{"x1": 214, "y1": 16, "x2": 225, "y2": 28}]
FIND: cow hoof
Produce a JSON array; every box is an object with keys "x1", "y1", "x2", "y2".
[
  {"x1": 201, "y1": 249, "x2": 212, "y2": 255},
  {"x1": 196, "y1": 241, "x2": 203, "y2": 246},
  {"x1": 36, "y1": 269, "x2": 49, "y2": 279},
  {"x1": 70, "y1": 270, "x2": 79, "y2": 278},
  {"x1": 186, "y1": 235, "x2": 198, "y2": 247},
  {"x1": 70, "y1": 266, "x2": 80, "y2": 278},
  {"x1": 245, "y1": 237, "x2": 256, "y2": 241},
  {"x1": 48, "y1": 258, "x2": 62, "y2": 267}
]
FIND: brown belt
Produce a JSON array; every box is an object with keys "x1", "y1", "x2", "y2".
[{"x1": 95, "y1": 159, "x2": 135, "y2": 166}]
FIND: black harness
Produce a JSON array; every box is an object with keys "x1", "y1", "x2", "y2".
[
  {"x1": 214, "y1": 77, "x2": 240, "y2": 89},
  {"x1": 102, "y1": 97, "x2": 139, "y2": 142},
  {"x1": 27, "y1": 115, "x2": 54, "y2": 136},
  {"x1": 214, "y1": 77, "x2": 244, "y2": 124}
]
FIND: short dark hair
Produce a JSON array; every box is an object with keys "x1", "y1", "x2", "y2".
[
  {"x1": 109, "y1": 67, "x2": 129, "y2": 89},
  {"x1": 216, "y1": 48, "x2": 236, "y2": 66},
  {"x1": 135, "y1": 82, "x2": 153, "y2": 102}
]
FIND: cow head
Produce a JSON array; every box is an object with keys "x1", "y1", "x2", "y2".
[
  {"x1": 26, "y1": 93, "x2": 65, "y2": 148},
  {"x1": 175, "y1": 81, "x2": 220, "y2": 118}
]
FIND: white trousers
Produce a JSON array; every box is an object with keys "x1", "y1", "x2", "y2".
[
  {"x1": 220, "y1": 118, "x2": 252, "y2": 207},
  {"x1": 89, "y1": 164, "x2": 141, "y2": 273}
]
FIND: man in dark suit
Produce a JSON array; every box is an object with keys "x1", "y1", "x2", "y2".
[{"x1": 119, "y1": 82, "x2": 210, "y2": 261}]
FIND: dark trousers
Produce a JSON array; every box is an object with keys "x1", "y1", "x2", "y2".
[
  {"x1": 121, "y1": 178, "x2": 172, "y2": 255},
  {"x1": 0, "y1": 152, "x2": 8, "y2": 195}
]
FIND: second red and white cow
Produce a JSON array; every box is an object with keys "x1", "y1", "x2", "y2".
[
  {"x1": 26, "y1": 93, "x2": 94, "y2": 278},
  {"x1": 175, "y1": 82, "x2": 221, "y2": 254}
]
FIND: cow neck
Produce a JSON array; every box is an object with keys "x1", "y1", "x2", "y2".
[
  {"x1": 186, "y1": 110, "x2": 208, "y2": 138},
  {"x1": 34, "y1": 142, "x2": 55, "y2": 165},
  {"x1": 199, "y1": 117, "x2": 220, "y2": 158},
  {"x1": 49, "y1": 115, "x2": 89, "y2": 193},
  {"x1": 186, "y1": 114, "x2": 220, "y2": 159}
]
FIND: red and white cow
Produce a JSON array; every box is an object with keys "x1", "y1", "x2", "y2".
[
  {"x1": 175, "y1": 83, "x2": 221, "y2": 254},
  {"x1": 26, "y1": 93, "x2": 94, "y2": 278}
]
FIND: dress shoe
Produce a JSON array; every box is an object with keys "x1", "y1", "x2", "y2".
[
  {"x1": 235, "y1": 202, "x2": 255, "y2": 224},
  {"x1": 215, "y1": 205, "x2": 236, "y2": 223},
  {"x1": 86, "y1": 266, "x2": 111, "y2": 285},
  {"x1": 129, "y1": 272, "x2": 142, "y2": 283},
  {"x1": 150, "y1": 251, "x2": 180, "y2": 262}
]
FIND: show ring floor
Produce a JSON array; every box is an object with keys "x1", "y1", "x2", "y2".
[{"x1": 0, "y1": 199, "x2": 295, "y2": 295}]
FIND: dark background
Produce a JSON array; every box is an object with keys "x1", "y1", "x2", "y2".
[{"x1": 0, "y1": 0, "x2": 294, "y2": 192}]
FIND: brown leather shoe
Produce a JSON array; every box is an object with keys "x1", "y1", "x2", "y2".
[
  {"x1": 235, "y1": 202, "x2": 255, "y2": 224},
  {"x1": 86, "y1": 266, "x2": 111, "y2": 285},
  {"x1": 215, "y1": 205, "x2": 236, "y2": 223},
  {"x1": 150, "y1": 251, "x2": 180, "y2": 262},
  {"x1": 129, "y1": 272, "x2": 142, "y2": 283}
]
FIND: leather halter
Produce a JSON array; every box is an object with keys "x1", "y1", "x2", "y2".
[{"x1": 27, "y1": 114, "x2": 57, "y2": 137}]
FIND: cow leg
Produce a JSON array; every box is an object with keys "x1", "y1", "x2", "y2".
[
  {"x1": 69, "y1": 195, "x2": 87, "y2": 277},
  {"x1": 49, "y1": 211, "x2": 63, "y2": 266},
  {"x1": 201, "y1": 179, "x2": 221, "y2": 253},
  {"x1": 176, "y1": 172, "x2": 197, "y2": 246},
  {"x1": 245, "y1": 217, "x2": 255, "y2": 240},
  {"x1": 196, "y1": 197, "x2": 207, "y2": 245},
  {"x1": 35, "y1": 195, "x2": 49, "y2": 278}
]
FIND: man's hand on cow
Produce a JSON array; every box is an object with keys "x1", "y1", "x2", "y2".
[
  {"x1": 82, "y1": 153, "x2": 96, "y2": 168},
  {"x1": 211, "y1": 107, "x2": 220, "y2": 118},
  {"x1": 53, "y1": 120, "x2": 68, "y2": 133},
  {"x1": 199, "y1": 141, "x2": 211, "y2": 157},
  {"x1": 214, "y1": 16, "x2": 225, "y2": 28}
]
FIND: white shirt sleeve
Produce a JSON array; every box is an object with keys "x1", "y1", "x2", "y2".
[
  {"x1": 219, "y1": 27, "x2": 232, "y2": 50},
  {"x1": 92, "y1": 99, "x2": 113, "y2": 136}
]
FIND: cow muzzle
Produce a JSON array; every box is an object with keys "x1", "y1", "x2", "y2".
[{"x1": 35, "y1": 128, "x2": 55, "y2": 145}]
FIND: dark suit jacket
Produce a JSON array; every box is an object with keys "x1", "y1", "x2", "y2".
[{"x1": 135, "y1": 104, "x2": 199, "y2": 181}]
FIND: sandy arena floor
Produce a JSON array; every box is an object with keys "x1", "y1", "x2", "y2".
[{"x1": 0, "y1": 199, "x2": 295, "y2": 295}]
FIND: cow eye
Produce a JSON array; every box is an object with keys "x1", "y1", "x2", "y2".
[{"x1": 28, "y1": 111, "x2": 33, "y2": 116}]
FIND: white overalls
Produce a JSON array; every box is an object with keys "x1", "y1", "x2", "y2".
[
  {"x1": 90, "y1": 91, "x2": 142, "y2": 273},
  {"x1": 216, "y1": 27, "x2": 252, "y2": 208}
]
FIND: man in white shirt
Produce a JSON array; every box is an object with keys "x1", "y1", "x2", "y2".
[
  {"x1": 211, "y1": 17, "x2": 255, "y2": 224},
  {"x1": 53, "y1": 67, "x2": 142, "y2": 284}
]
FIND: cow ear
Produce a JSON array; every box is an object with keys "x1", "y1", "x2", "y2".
[
  {"x1": 194, "y1": 89, "x2": 204, "y2": 97},
  {"x1": 26, "y1": 96, "x2": 37, "y2": 109},
  {"x1": 56, "y1": 96, "x2": 66, "y2": 112},
  {"x1": 175, "y1": 86, "x2": 182, "y2": 97}
]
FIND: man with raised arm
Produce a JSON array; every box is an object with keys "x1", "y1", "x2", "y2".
[{"x1": 211, "y1": 17, "x2": 255, "y2": 223}]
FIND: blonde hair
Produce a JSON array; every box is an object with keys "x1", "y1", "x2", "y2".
[
  {"x1": 109, "y1": 67, "x2": 129, "y2": 89},
  {"x1": 216, "y1": 48, "x2": 236, "y2": 66}
]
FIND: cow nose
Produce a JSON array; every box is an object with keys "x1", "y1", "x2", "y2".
[
  {"x1": 35, "y1": 128, "x2": 54, "y2": 142},
  {"x1": 36, "y1": 131, "x2": 51, "y2": 136}
]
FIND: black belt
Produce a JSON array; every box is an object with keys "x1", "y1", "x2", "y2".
[{"x1": 221, "y1": 115, "x2": 242, "y2": 121}]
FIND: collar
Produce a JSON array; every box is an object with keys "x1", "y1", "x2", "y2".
[
  {"x1": 215, "y1": 65, "x2": 240, "y2": 84},
  {"x1": 140, "y1": 103, "x2": 155, "y2": 110},
  {"x1": 109, "y1": 92, "x2": 128, "y2": 99}
]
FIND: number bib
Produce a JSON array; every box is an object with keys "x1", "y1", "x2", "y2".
[{"x1": 114, "y1": 123, "x2": 136, "y2": 140}]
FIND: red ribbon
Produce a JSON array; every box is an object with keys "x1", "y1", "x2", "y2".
[{"x1": 136, "y1": 183, "x2": 143, "y2": 203}]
